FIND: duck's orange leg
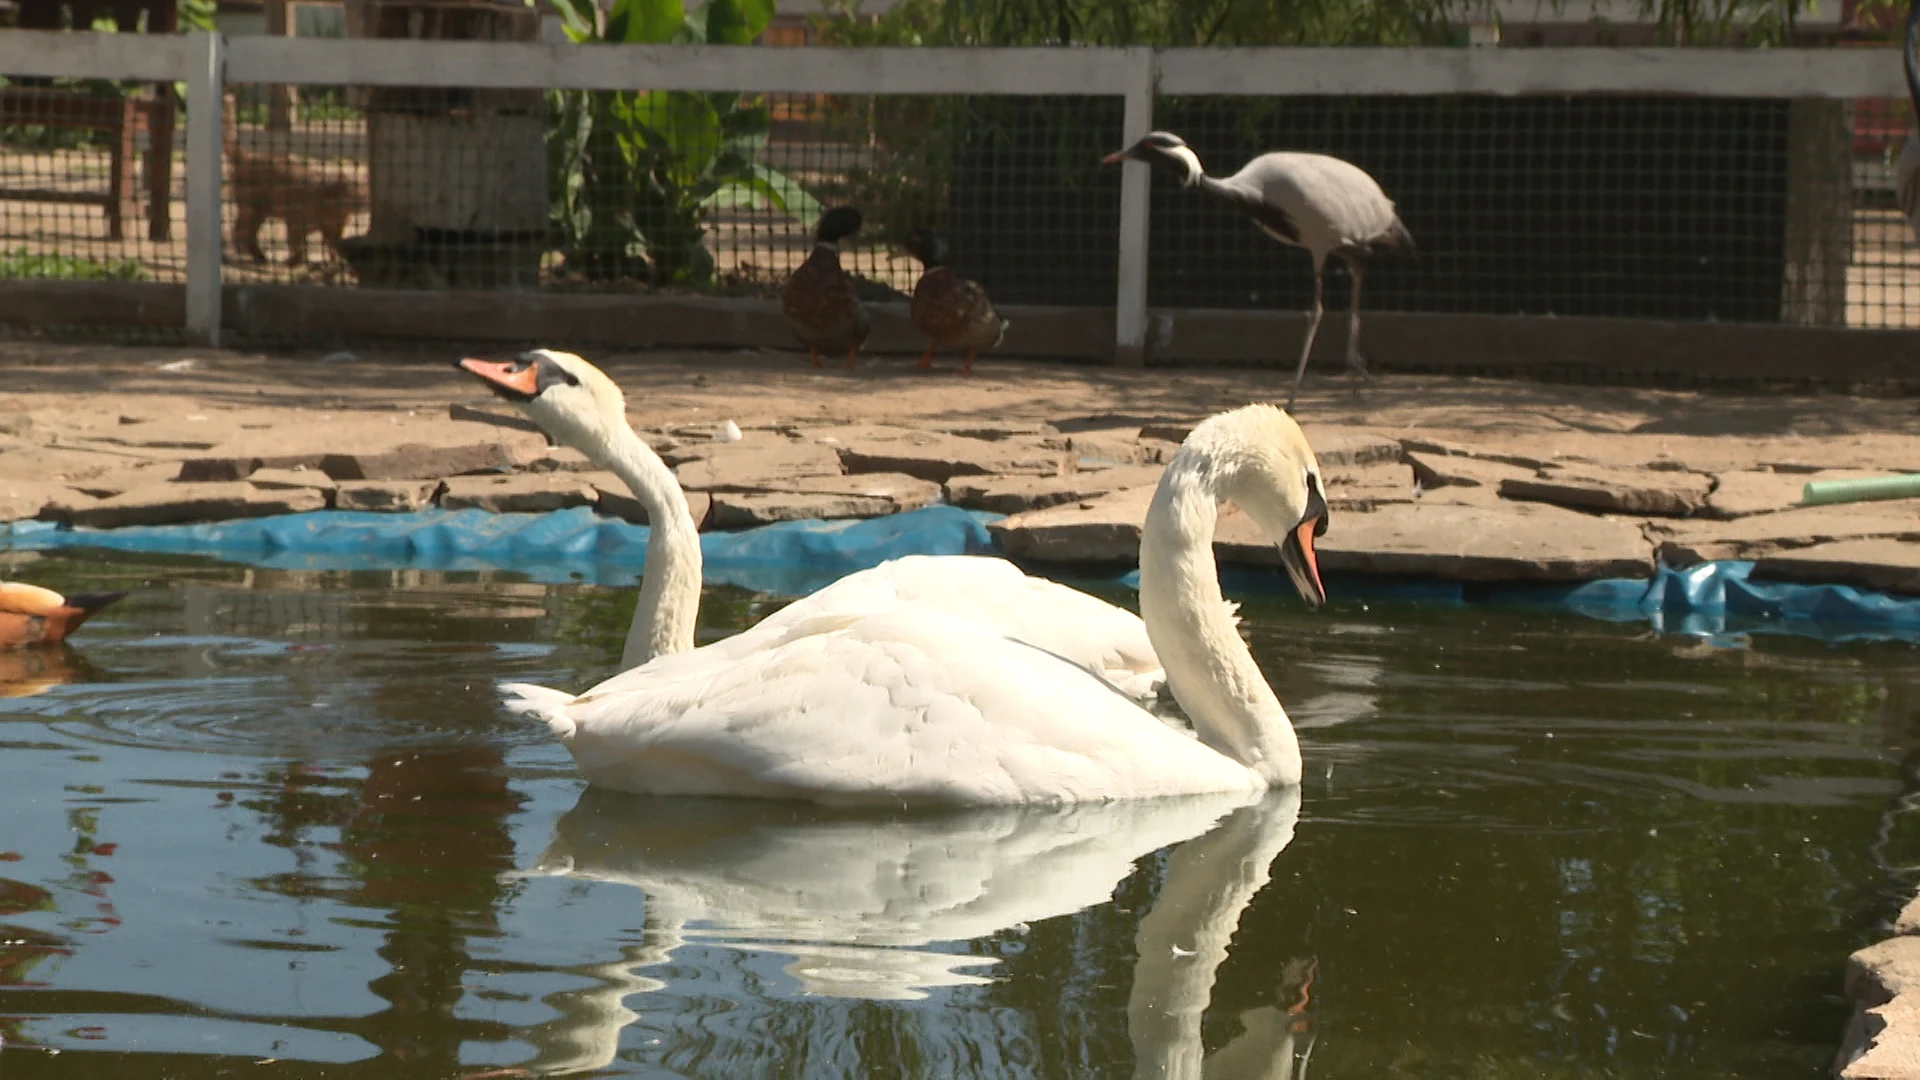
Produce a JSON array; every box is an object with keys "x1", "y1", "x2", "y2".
[
  {"x1": 963, "y1": 349, "x2": 977, "y2": 374},
  {"x1": 844, "y1": 347, "x2": 857, "y2": 369},
  {"x1": 916, "y1": 345, "x2": 935, "y2": 370},
  {"x1": 808, "y1": 347, "x2": 822, "y2": 369}
]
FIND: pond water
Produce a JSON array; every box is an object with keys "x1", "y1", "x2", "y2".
[{"x1": 1, "y1": 551, "x2": 1917, "y2": 1079}]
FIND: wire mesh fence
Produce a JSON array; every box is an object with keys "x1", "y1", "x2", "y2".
[
  {"x1": 3, "y1": 37, "x2": 1917, "y2": 349},
  {"x1": 217, "y1": 81, "x2": 1127, "y2": 309},
  {"x1": 0, "y1": 73, "x2": 184, "y2": 282}
]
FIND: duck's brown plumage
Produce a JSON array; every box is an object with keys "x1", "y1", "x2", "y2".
[
  {"x1": 905, "y1": 230, "x2": 1006, "y2": 373},
  {"x1": 782, "y1": 206, "x2": 870, "y2": 368},
  {"x1": 0, "y1": 582, "x2": 125, "y2": 650}
]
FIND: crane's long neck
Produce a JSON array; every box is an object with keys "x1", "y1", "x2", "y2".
[
  {"x1": 595, "y1": 422, "x2": 701, "y2": 668},
  {"x1": 1137, "y1": 451, "x2": 1301, "y2": 788}
]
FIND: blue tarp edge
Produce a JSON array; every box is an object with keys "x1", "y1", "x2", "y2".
[{"x1": 7, "y1": 507, "x2": 1917, "y2": 644}]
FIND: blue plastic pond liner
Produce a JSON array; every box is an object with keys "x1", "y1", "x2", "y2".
[
  {"x1": 6, "y1": 506, "x2": 1918, "y2": 644},
  {"x1": 1127, "y1": 561, "x2": 1920, "y2": 646},
  {"x1": 1, "y1": 505, "x2": 1000, "y2": 598}
]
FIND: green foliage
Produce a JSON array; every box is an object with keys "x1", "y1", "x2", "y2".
[
  {"x1": 812, "y1": 0, "x2": 1847, "y2": 48},
  {"x1": 177, "y1": 0, "x2": 218, "y2": 33},
  {"x1": 0, "y1": 247, "x2": 147, "y2": 281},
  {"x1": 547, "y1": 0, "x2": 821, "y2": 287}
]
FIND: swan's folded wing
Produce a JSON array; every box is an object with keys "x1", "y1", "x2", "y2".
[
  {"x1": 553, "y1": 609, "x2": 1256, "y2": 805},
  {"x1": 761, "y1": 556, "x2": 1165, "y2": 691}
]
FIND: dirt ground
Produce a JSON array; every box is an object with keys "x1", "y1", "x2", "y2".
[{"x1": 6, "y1": 338, "x2": 1916, "y2": 446}]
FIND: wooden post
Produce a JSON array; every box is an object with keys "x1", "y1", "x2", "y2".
[
  {"x1": 1779, "y1": 97, "x2": 1853, "y2": 327},
  {"x1": 264, "y1": 0, "x2": 296, "y2": 131},
  {"x1": 1113, "y1": 47, "x2": 1154, "y2": 368},
  {"x1": 184, "y1": 29, "x2": 225, "y2": 347}
]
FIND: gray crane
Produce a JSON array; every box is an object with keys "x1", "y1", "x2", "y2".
[{"x1": 1104, "y1": 131, "x2": 1414, "y2": 405}]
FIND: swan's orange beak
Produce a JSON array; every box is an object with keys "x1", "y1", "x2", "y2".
[
  {"x1": 456, "y1": 357, "x2": 539, "y2": 401},
  {"x1": 1278, "y1": 516, "x2": 1325, "y2": 611}
]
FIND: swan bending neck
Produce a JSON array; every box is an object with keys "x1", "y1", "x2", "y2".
[{"x1": 1138, "y1": 463, "x2": 1301, "y2": 788}]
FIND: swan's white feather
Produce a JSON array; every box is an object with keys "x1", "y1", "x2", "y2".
[
  {"x1": 535, "y1": 608, "x2": 1260, "y2": 805},
  {"x1": 742, "y1": 554, "x2": 1167, "y2": 697}
]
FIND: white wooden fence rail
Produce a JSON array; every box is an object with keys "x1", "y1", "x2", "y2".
[{"x1": 0, "y1": 29, "x2": 1902, "y2": 353}]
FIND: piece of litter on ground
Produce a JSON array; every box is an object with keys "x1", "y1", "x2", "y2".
[
  {"x1": 155, "y1": 359, "x2": 197, "y2": 372},
  {"x1": 1170, "y1": 944, "x2": 1197, "y2": 958},
  {"x1": 714, "y1": 420, "x2": 743, "y2": 442},
  {"x1": 318, "y1": 351, "x2": 358, "y2": 363}
]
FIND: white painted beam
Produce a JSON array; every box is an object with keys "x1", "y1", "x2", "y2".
[
  {"x1": 184, "y1": 31, "x2": 225, "y2": 348},
  {"x1": 1113, "y1": 48, "x2": 1154, "y2": 369},
  {"x1": 227, "y1": 39, "x2": 1142, "y2": 94},
  {"x1": 1155, "y1": 47, "x2": 1904, "y2": 99},
  {"x1": 0, "y1": 29, "x2": 193, "y2": 80}
]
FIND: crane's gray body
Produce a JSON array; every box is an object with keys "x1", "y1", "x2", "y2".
[{"x1": 1108, "y1": 133, "x2": 1413, "y2": 404}]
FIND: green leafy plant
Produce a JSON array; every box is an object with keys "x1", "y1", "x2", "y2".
[
  {"x1": 0, "y1": 247, "x2": 147, "y2": 281},
  {"x1": 546, "y1": 0, "x2": 822, "y2": 286}
]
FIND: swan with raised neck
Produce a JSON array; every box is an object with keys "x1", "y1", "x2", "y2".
[
  {"x1": 456, "y1": 351, "x2": 701, "y2": 667},
  {"x1": 456, "y1": 349, "x2": 1187, "y2": 698}
]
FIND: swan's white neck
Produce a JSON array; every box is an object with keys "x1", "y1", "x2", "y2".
[
  {"x1": 1138, "y1": 453, "x2": 1302, "y2": 788},
  {"x1": 595, "y1": 421, "x2": 702, "y2": 667}
]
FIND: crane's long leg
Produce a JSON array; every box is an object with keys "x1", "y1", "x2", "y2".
[
  {"x1": 1287, "y1": 263, "x2": 1326, "y2": 409},
  {"x1": 1338, "y1": 252, "x2": 1370, "y2": 380}
]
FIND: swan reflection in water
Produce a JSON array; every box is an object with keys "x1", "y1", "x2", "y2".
[{"x1": 512, "y1": 787, "x2": 1310, "y2": 1078}]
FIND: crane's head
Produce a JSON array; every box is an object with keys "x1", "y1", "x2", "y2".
[{"x1": 1101, "y1": 131, "x2": 1204, "y2": 187}]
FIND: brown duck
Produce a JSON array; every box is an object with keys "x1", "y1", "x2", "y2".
[
  {"x1": 782, "y1": 206, "x2": 871, "y2": 369},
  {"x1": 905, "y1": 229, "x2": 1008, "y2": 374},
  {"x1": 0, "y1": 582, "x2": 124, "y2": 650}
]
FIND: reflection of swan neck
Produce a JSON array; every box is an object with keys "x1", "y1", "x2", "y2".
[
  {"x1": 599, "y1": 422, "x2": 702, "y2": 667},
  {"x1": 1128, "y1": 792, "x2": 1302, "y2": 1080},
  {"x1": 1139, "y1": 453, "x2": 1300, "y2": 787}
]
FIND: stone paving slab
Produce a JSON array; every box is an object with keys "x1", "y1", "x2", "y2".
[
  {"x1": 1318, "y1": 501, "x2": 1653, "y2": 581},
  {"x1": 1500, "y1": 464, "x2": 1713, "y2": 517},
  {"x1": 947, "y1": 466, "x2": 1163, "y2": 515},
  {"x1": 1650, "y1": 505, "x2": 1920, "y2": 566},
  {"x1": 1751, "y1": 539, "x2": 1920, "y2": 596},
  {"x1": 1406, "y1": 451, "x2": 1536, "y2": 491},
  {"x1": 709, "y1": 491, "x2": 900, "y2": 529},
  {"x1": 672, "y1": 441, "x2": 845, "y2": 491},
  {"x1": 800, "y1": 424, "x2": 1067, "y2": 482},
  {"x1": 247, "y1": 467, "x2": 337, "y2": 493},
  {"x1": 989, "y1": 488, "x2": 1155, "y2": 564},
  {"x1": 54, "y1": 481, "x2": 328, "y2": 529},
  {"x1": 750, "y1": 471, "x2": 941, "y2": 511},
  {"x1": 1323, "y1": 463, "x2": 1417, "y2": 512},
  {"x1": 440, "y1": 473, "x2": 599, "y2": 514},
  {"x1": 0, "y1": 478, "x2": 80, "y2": 523}
]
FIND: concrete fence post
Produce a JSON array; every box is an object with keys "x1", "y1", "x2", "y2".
[
  {"x1": 184, "y1": 30, "x2": 225, "y2": 348},
  {"x1": 1113, "y1": 47, "x2": 1155, "y2": 368}
]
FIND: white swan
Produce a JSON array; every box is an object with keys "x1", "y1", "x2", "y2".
[
  {"x1": 456, "y1": 349, "x2": 1169, "y2": 696},
  {"x1": 467, "y1": 354, "x2": 1329, "y2": 804}
]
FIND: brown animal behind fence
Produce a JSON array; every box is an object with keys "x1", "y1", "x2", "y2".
[{"x1": 221, "y1": 95, "x2": 366, "y2": 266}]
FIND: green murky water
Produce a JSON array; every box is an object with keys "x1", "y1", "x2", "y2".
[{"x1": 1, "y1": 552, "x2": 1916, "y2": 1078}]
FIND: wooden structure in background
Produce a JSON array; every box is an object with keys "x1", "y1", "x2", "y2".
[
  {"x1": 338, "y1": 0, "x2": 545, "y2": 289},
  {"x1": 6, "y1": 0, "x2": 178, "y2": 240}
]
